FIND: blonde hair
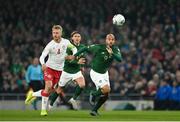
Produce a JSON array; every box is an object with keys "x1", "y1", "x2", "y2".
[{"x1": 52, "y1": 25, "x2": 63, "y2": 32}]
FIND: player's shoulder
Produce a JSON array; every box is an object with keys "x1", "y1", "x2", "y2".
[
  {"x1": 28, "y1": 64, "x2": 33, "y2": 69},
  {"x1": 46, "y1": 40, "x2": 56, "y2": 47},
  {"x1": 112, "y1": 45, "x2": 121, "y2": 51},
  {"x1": 61, "y1": 38, "x2": 70, "y2": 44},
  {"x1": 67, "y1": 42, "x2": 76, "y2": 49},
  {"x1": 47, "y1": 40, "x2": 54, "y2": 45},
  {"x1": 112, "y1": 45, "x2": 119, "y2": 49},
  {"x1": 79, "y1": 44, "x2": 86, "y2": 48}
]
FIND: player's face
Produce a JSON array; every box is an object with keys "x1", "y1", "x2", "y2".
[
  {"x1": 33, "y1": 58, "x2": 39, "y2": 66},
  {"x1": 52, "y1": 29, "x2": 62, "y2": 41},
  {"x1": 72, "y1": 33, "x2": 81, "y2": 45},
  {"x1": 106, "y1": 34, "x2": 115, "y2": 47}
]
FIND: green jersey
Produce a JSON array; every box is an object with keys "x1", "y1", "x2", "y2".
[
  {"x1": 63, "y1": 43, "x2": 85, "y2": 74},
  {"x1": 75, "y1": 44, "x2": 122, "y2": 73}
]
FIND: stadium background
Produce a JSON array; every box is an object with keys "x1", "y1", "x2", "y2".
[{"x1": 0, "y1": 0, "x2": 179, "y2": 112}]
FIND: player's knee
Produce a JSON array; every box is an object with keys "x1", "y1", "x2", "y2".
[
  {"x1": 56, "y1": 87, "x2": 63, "y2": 94},
  {"x1": 45, "y1": 81, "x2": 52, "y2": 93},
  {"x1": 105, "y1": 87, "x2": 111, "y2": 93},
  {"x1": 101, "y1": 85, "x2": 111, "y2": 94},
  {"x1": 75, "y1": 78, "x2": 85, "y2": 88},
  {"x1": 78, "y1": 81, "x2": 85, "y2": 88}
]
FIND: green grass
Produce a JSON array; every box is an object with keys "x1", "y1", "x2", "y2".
[{"x1": 0, "y1": 110, "x2": 180, "y2": 121}]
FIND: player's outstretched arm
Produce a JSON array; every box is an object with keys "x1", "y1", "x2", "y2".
[
  {"x1": 113, "y1": 53, "x2": 122, "y2": 62},
  {"x1": 68, "y1": 46, "x2": 87, "y2": 64},
  {"x1": 65, "y1": 57, "x2": 86, "y2": 64},
  {"x1": 74, "y1": 47, "x2": 88, "y2": 57},
  {"x1": 74, "y1": 44, "x2": 99, "y2": 57}
]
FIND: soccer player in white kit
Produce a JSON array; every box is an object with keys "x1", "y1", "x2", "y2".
[{"x1": 25, "y1": 25, "x2": 76, "y2": 116}]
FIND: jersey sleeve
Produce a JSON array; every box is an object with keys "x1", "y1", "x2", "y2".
[
  {"x1": 67, "y1": 43, "x2": 77, "y2": 55},
  {"x1": 66, "y1": 43, "x2": 79, "y2": 64},
  {"x1": 112, "y1": 46, "x2": 122, "y2": 62},
  {"x1": 39, "y1": 42, "x2": 51, "y2": 65},
  {"x1": 87, "y1": 44, "x2": 99, "y2": 52},
  {"x1": 68, "y1": 59, "x2": 79, "y2": 64}
]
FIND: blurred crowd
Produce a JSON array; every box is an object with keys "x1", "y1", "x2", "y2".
[{"x1": 0, "y1": 0, "x2": 179, "y2": 102}]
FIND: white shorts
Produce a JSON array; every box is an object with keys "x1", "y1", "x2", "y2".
[
  {"x1": 58, "y1": 71, "x2": 83, "y2": 87},
  {"x1": 90, "y1": 69, "x2": 110, "y2": 90}
]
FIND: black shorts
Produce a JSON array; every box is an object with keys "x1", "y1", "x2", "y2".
[{"x1": 29, "y1": 80, "x2": 44, "y2": 92}]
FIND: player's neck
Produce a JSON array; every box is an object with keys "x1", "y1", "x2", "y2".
[
  {"x1": 54, "y1": 38, "x2": 61, "y2": 43},
  {"x1": 33, "y1": 64, "x2": 38, "y2": 67},
  {"x1": 106, "y1": 44, "x2": 113, "y2": 48},
  {"x1": 74, "y1": 42, "x2": 80, "y2": 46}
]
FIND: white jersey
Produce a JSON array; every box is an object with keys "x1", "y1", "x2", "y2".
[{"x1": 39, "y1": 38, "x2": 77, "y2": 71}]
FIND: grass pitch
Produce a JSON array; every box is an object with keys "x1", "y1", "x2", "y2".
[{"x1": 0, "y1": 110, "x2": 180, "y2": 121}]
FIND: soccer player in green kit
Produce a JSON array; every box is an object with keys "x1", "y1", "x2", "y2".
[
  {"x1": 49, "y1": 31, "x2": 86, "y2": 110},
  {"x1": 74, "y1": 33, "x2": 122, "y2": 116}
]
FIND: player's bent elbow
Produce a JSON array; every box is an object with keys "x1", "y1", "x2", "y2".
[{"x1": 56, "y1": 87, "x2": 63, "y2": 94}]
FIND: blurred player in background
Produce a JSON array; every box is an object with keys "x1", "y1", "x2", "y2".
[
  {"x1": 74, "y1": 34, "x2": 122, "y2": 116},
  {"x1": 25, "y1": 25, "x2": 76, "y2": 116},
  {"x1": 49, "y1": 31, "x2": 86, "y2": 110},
  {"x1": 25, "y1": 57, "x2": 44, "y2": 110}
]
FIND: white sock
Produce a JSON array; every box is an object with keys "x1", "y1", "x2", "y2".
[
  {"x1": 41, "y1": 96, "x2": 49, "y2": 111},
  {"x1": 33, "y1": 90, "x2": 42, "y2": 97}
]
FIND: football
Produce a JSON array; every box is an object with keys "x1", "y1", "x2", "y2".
[{"x1": 112, "y1": 14, "x2": 125, "y2": 26}]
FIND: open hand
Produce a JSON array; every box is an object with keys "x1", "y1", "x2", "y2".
[
  {"x1": 106, "y1": 46, "x2": 113, "y2": 55},
  {"x1": 77, "y1": 58, "x2": 86, "y2": 64}
]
